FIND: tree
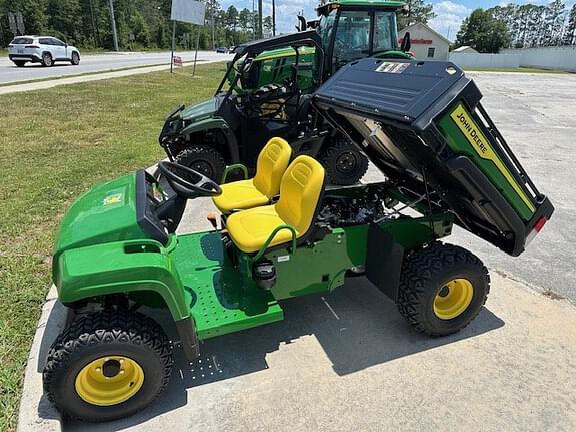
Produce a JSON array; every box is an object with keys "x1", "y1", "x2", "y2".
[
  {"x1": 564, "y1": 4, "x2": 576, "y2": 45},
  {"x1": 263, "y1": 15, "x2": 273, "y2": 36},
  {"x1": 455, "y1": 8, "x2": 511, "y2": 53},
  {"x1": 398, "y1": 0, "x2": 436, "y2": 29}
]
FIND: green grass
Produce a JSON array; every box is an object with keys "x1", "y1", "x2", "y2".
[
  {"x1": 0, "y1": 62, "x2": 226, "y2": 432},
  {"x1": 464, "y1": 66, "x2": 569, "y2": 74}
]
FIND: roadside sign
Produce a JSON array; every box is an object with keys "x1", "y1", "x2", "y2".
[
  {"x1": 15, "y1": 12, "x2": 25, "y2": 35},
  {"x1": 8, "y1": 12, "x2": 17, "y2": 35},
  {"x1": 173, "y1": 55, "x2": 183, "y2": 67},
  {"x1": 171, "y1": 0, "x2": 206, "y2": 25}
]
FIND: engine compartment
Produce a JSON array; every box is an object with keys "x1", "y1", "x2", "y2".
[{"x1": 318, "y1": 182, "x2": 398, "y2": 227}]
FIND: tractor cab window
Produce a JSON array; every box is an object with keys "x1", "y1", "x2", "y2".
[
  {"x1": 332, "y1": 11, "x2": 371, "y2": 69},
  {"x1": 317, "y1": 8, "x2": 337, "y2": 47},
  {"x1": 373, "y1": 11, "x2": 397, "y2": 53}
]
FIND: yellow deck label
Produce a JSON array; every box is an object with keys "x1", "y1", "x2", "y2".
[{"x1": 450, "y1": 104, "x2": 535, "y2": 212}]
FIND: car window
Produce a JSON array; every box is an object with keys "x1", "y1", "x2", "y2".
[
  {"x1": 11, "y1": 37, "x2": 33, "y2": 45},
  {"x1": 39, "y1": 38, "x2": 52, "y2": 45},
  {"x1": 52, "y1": 38, "x2": 65, "y2": 46},
  {"x1": 333, "y1": 11, "x2": 371, "y2": 68}
]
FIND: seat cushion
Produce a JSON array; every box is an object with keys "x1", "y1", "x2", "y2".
[
  {"x1": 212, "y1": 179, "x2": 269, "y2": 213},
  {"x1": 226, "y1": 204, "x2": 301, "y2": 253}
]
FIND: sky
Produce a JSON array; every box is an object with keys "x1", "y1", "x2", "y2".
[{"x1": 219, "y1": 0, "x2": 576, "y2": 41}]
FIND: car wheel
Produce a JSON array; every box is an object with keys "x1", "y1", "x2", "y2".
[
  {"x1": 318, "y1": 136, "x2": 369, "y2": 185},
  {"x1": 397, "y1": 242, "x2": 490, "y2": 336},
  {"x1": 71, "y1": 51, "x2": 80, "y2": 65},
  {"x1": 42, "y1": 52, "x2": 53, "y2": 67},
  {"x1": 175, "y1": 145, "x2": 227, "y2": 183},
  {"x1": 43, "y1": 310, "x2": 173, "y2": 422}
]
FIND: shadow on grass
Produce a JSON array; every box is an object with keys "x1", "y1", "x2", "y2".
[{"x1": 37, "y1": 278, "x2": 504, "y2": 431}]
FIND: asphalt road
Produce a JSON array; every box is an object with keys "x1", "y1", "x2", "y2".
[{"x1": 0, "y1": 51, "x2": 233, "y2": 84}]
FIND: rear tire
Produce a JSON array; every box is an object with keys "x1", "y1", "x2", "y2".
[
  {"x1": 397, "y1": 242, "x2": 490, "y2": 336},
  {"x1": 14, "y1": 61, "x2": 26, "y2": 67},
  {"x1": 318, "y1": 136, "x2": 368, "y2": 185},
  {"x1": 175, "y1": 145, "x2": 226, "y2": 183},
  {"x1": 71, "y1": 51, "x2": 80, "y2": 65},
  {"x1": 42, "y1": 52, "x2": 53, "y2": 67},
  {"x1": 43, "y1": 310, "x2": 173, "y2": 422}
]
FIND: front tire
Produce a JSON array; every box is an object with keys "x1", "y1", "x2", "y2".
[
  {"x1": 43, "y1": 311, "x2": 173, "y2": 422},
  {"x1": 175, "y1": 145, "x2": 226, "y2": 183},
  {"x1": 397, "y1": 242, "x2": 490, "y2": 336},
  {"x1": 41, "y1": 52, "x2": 53, "y2": 67},
  {"x1": 71, "y1": 51, "x2": 80, "y2": 65},
  {"x1": 318, "y1": 136, "x2": 369, "y2": 185}
]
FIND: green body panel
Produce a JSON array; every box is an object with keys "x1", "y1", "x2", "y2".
[
  {"x1": 180, "y1": 97, "x2": 220, "y2": 123},
  {"x1": 54, "y1": 235, "x2": 191, "y2": 321},
  {"x1": 53, "y1": 173, "x2": 147, "y2": 268},
  {"x1": 180, "y1": 115, "x2": 229, "y2": 136},
  {"x1": 253, "y1": 47, "x2": 317, "y2": 91},
  {"x1": 437, "y1": 105, "x2": 535, "y2": 221},
  {"x1": 171, "y1": 231, "x2": 283, "y2": 340}
]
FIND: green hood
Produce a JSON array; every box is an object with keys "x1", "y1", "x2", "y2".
[
  {"x1": 53, "y1": 173, "x2": 147, "y2": 261},
  {"x1": 181, "y1": 97, "x2": 221, "y2": 123}
]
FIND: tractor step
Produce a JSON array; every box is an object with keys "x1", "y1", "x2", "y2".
[{"x1": 171, "y1": 231, "x2": 284, "y2": 340}]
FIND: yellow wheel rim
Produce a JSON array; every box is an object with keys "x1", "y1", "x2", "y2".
[
  {"x1": 433, "y1": 278, "x2": 474, "y2": 320},
  {"x1": 75, "y1": 356, "x2": 144, "y2": 406}
]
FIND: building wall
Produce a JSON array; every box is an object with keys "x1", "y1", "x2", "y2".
[
  {"x1": 399, "y1": 25, "x2": 450, "y2": 61},
  {"x1": 501, "y1": 46, "x2": 576, "y2": 72}
]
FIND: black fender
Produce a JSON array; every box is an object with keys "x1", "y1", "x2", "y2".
[{"x1": 180, "y1": 117, "x2": 240, "y2": 163}]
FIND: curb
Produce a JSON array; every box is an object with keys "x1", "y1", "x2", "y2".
[{"x1": 16, "y1": 286, "x2": 64, "y2": 431}]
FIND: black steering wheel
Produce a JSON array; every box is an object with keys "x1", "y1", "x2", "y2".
[{"x1": 157, "y1": 161, "x2": 222, "y2": 198}]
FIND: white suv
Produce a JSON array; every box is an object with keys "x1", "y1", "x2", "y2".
[{"x1": 8, "y1": 35, "x2": 80, "y2": 67}]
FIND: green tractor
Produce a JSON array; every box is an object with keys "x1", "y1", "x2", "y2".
[
  {"x1": 159, "y1": 0, "x2": 413, "y2": 185},
  {"x1": 44, "y1": 59, "x2": 553, "y2": 422}
]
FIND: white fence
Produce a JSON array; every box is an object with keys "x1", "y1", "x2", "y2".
[
  {"x1": 501, "y1": 46, "x2": 576, "y2": 72},
  {"x1": 449, "y1": 46, "x2": 576, "y2": 71},
  {"x1": 449, "y1": 52, "x2": 521, "y2": 68}
]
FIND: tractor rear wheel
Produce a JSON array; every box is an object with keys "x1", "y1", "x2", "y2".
[
  {"x1": 397, "y1": 242, "x2": 490, "y2": 336},
  {"x1": 43, "y1": 310, "x2": 173, "y2": 422},
  {"x1": 175, "y1": 145, "x2": 226, "y2": 183},
  {"x1": 319, "y1": 137, "x2": 368, "y2": 185}
]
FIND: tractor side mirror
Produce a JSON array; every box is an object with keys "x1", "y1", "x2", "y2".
[
  {"x1": 297, "y1": 15, "x2": 307, "y2": 32},
  {"x1": 401, "y1": 32, "x2": 411, "y2": 52}
]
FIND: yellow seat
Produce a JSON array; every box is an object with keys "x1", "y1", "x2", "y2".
[
  {"x1": 212, "y1": 137, "x2": 292, "y2": 213},
  {"x1": 227, "y1": 155, "x2": 325, "y2": 253}
]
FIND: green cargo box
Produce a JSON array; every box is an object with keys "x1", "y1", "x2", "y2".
[{"x1": 312, "y1": 58, "x2": 554, "y2": 256}]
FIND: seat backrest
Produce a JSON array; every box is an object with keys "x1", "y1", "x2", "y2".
[
  {"x1": 252, "y1": 137, "x2": 292, "y2": 198},
  {"x1": 275, "y1": 155, "x2": 325, "y2": 235}
]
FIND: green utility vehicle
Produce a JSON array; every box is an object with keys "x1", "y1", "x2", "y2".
[
  {"x1": 44, "y1": 60, "x2": 553, "y2": 422},
  {"x1": 159, "y1": 0, "x2": 412, "y2": 185}
]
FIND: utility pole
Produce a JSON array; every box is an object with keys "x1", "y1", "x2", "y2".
[
  {"x1": 257, "y1": 0, "x2": 263, "y2": 38},
  {"x1": 272, "y1": 0, "x2": 276, "y2": 36},
  {"x1": 252, "y1": 0, "x2": 256, "y2": 39},
  {"x1": 211, "y1": 0, "x2": 215, "y2": 49},
  {"x1": 108, "y1": 0, "x2": 119, "y2": 51}
]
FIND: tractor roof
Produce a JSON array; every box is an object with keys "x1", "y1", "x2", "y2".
[{"x1": 317, "y1": 0, "x2": 405, "y2": 10}]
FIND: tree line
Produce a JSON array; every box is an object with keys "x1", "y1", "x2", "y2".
[
  {"x1": 0, "y1": 0, "x2": 274, "y2": 50},
  {"x1": 456, "y1": 1, "x2": 576, "y2": 53}
]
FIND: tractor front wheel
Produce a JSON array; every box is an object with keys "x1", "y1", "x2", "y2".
[
  {"x1": 397, "y1": 242, "x2": 490, "y2": 336},
  {"x1": 319, "y1": 137, "x2": 369, "y2": 185},
  {"x1": 175, "y1": 145, "x2": 226, "y2": 183},
  {"x1": 43, "y1": 310, "x2": 173, "y2": 422}
]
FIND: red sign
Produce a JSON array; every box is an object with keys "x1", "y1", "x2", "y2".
[
  {"x1": 399, "y1": 38, "x2": 433, "y2": 45},
  {"x1": 172, "y1": 55, "x2": 183, "y2": 67}
]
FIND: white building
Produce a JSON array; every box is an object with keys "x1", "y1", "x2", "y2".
[
  {"x1": 399, "y1": 22, "x2": 451, "y2": 61},
  {"x1": 453, "y1": 46, "x2": 479, "y2": 54}
]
